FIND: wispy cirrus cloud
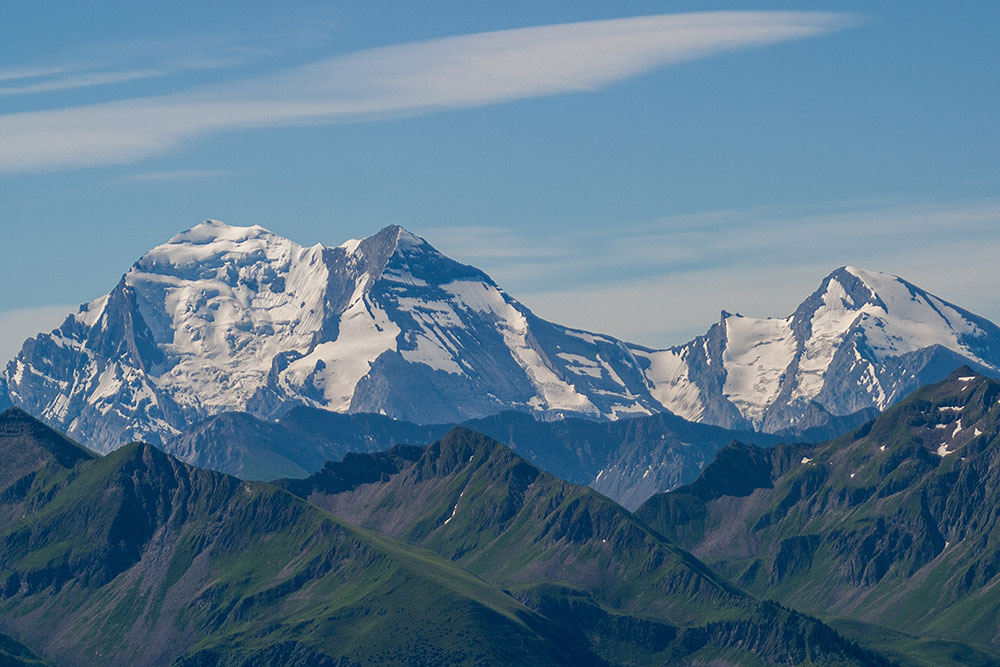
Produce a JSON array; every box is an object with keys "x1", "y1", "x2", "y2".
[
  {"x1": 0, "y1": 68, "x2": 167, "y2": 96},
  {"x1": 0, "y1": 31, "x2": 277, "y2": 98},
  {"x1": 0, "y1": 12, "x2": 854, "y2": 173},
  {"x1": 0, "y1": 65, "x2": 83, "y2": 83},
  {"x1": 425, "y1": 200, "x2": 1000, "y2": 348}
]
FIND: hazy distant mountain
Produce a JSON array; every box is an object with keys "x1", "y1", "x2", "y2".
[
  {"x1": 163, "y1": 406, "x2": 785, "y2": 509},
  {"x1": 636, "y1": 368, "x2": 1000, "y2": 664},
  {"x1": 5, "y1": 220, "x2": 998, "y2": 452},
  {"x1": 163, "y1": 407, "x2": 447, "y2": 481}
]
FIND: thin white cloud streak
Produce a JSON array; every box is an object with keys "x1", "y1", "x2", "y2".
[
  {"x1": 0, "y1": 12, "x2": 853, "y2": 173},
  {"x1": 0, "y1": 50, "x2": 257, "y2": 98},
  {"x1": 0, "y1": 32, "x2": 274, "y2": 98},
  {"x1": 428, "y1": 201, "x2": 1000, "y2": 348},
  {"x1": 0, "y1": 305, "x2": 76, "y2": 366},
  {"x1": 0, "y1": 65, "x2": 83, "y2": 83},
  {"x1": 0, "y1": 68, "x2": 166, "y2": 96}
]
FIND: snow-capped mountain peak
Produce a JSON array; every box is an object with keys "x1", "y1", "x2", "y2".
[
  {"x1": 5, "y1": 222, "x2": 661, "y2": 450},
  {"x1": 800, "y1": 266, "x2": 989, "y2": 366},
  {"x1": 167, "y1": 218, "x2": 274, "y2": 243},
  {"x1": 641, "y1": 265, "x2": 1000, "y2": 433},
  {"x1": 5, "y1": 225, "x2": 1000, "y2": 452}
]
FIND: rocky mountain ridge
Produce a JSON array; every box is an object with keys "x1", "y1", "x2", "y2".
[
  {"x1": 6, "y1": 220, "x2": 998, "y2": 451},
  {"x1": 635, "y1": 368, "x2": 1000, "y2": 661}
]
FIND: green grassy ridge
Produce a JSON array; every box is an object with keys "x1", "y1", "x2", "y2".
[
  {"x1": 281, "y1": 427, "x2": 890, "y2": 665},
  {"x1": 513, "y1": 582, "x2": 881, "y2": 667},
  {"x1": 0, "y1": 409, "x2": 887, "y2": 665},
  {"x1": 0, "y1": 422, "x2": 601, "y2": 665},
  {"x1": 636, "y1": 368, "x2": 1000, "y2": 659},
  {"x1": 285, "y1": 427, "x2": 748, "y2": 619}
]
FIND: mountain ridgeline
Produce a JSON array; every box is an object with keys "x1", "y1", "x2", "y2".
[
  {"x1": 636, "y1": 368, "x2": 1000, "y2": 663},
  {"x1": 5, "y1": 220, "x2": 999, "y2": 452},
  {"x1": 2, "y1": 218, "x2": 996, "y2": 664},
  {"x1": 0, "y1": 409, "x2": 887, "y2": 666},
  {"x1": 162, "y1": 405, "x2": 787, "y2": 509},
  {"x1": 277, "y1": 426, "x2": 889, "y2": 666}
]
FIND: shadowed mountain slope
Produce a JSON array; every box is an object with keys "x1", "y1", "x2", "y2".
[
  {"x1": 280, "y1": 427, "x2": 889, "y2": 666},
  {"x1": 0, "y1": 411, "x2": 605, "y2": 666},
  {"x1": 0, "y1": 408, "x2": 95, "y2": 493},
  {"x1": 0, "y1": 632, "x2": 49, "y2": 666},
  {"x1": 636, "y1": 367, "x2": 1000, "y2": 661}
]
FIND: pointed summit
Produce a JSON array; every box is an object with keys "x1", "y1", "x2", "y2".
[
  {"x1": 813, "y1": 265, "x2": 888, "y2": 311},
  {"x1": 806, "y1": 265, "x2": 993, "y2": 361},
  {"x1": 375, "y1": 225, "x2": 491, "y2": 288},
  {"x1": 645, "y1": 265, "x2": 1000, "y2": 434},
  {"x1": 357, "y1": 224, "x2": 425, "y2": 249}
]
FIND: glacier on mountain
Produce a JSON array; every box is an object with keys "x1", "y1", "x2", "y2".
[
  {"x1": 5, "y1": 221, "x2": 1000, "y2": 451},
  {"x1": 642, "y1": 265, "x2": 1000, "y2": 432}
]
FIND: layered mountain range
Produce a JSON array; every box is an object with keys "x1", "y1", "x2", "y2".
[
  {"x1": 0, "y1": 408, "x2": 885, "y2": 666},
  {"x1": 161, "y1": 406, "x2": 785, "y2": 510},
  {"x1": 636, "y1": 368, "x2": 1000, "y2": 663},
  {"x1": 6, "y1": 220, "x2": 999, "y2": 452}
]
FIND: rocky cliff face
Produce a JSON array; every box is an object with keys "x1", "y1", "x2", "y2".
[{"x1": 6, "y1": 221, "x2": 999, "y2": 451}]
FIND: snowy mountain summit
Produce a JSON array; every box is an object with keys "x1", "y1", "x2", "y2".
[
  {"x1": 6, "y1": 222, "x2": 664, "y2": 450},
  {"x1": 6, "y1": 221, "x2": 1000, "y2": 451},
  {"x1": 648, "y1": 266, "x2": 1000, "y2": 432}
]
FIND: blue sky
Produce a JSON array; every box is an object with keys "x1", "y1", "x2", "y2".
[{"x1": 1, "y1": 2, "x2": 998, "y2": 361}]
